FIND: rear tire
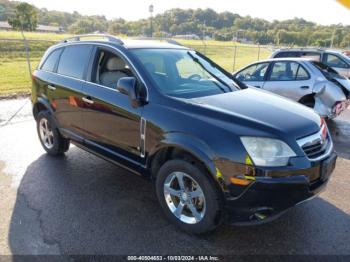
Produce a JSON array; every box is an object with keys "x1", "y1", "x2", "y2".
[
  {"x1": 36, "y1": 111, "x2": 70, "y2": 156},
  {"x1": 156, "y1": 159, "x2": 223, "y2": 234}
]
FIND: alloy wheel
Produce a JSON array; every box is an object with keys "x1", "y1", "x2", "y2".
[
  {"x1": 39, "y1": 118, "x2": 54, "y2": 149},
  {"x1": 163, "y1": 171, "x2": 206, "y2": 224}
]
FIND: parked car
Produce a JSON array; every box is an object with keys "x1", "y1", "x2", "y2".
[
  {"x1": 270, "y1": 48, "x2": 350, "y2": 78},
  {"x1": 32, "y1": 35, "x2": 337, "y2": 234},
  {"x1": 233, "y1": 58, "x2": 350, "y2": 119}
]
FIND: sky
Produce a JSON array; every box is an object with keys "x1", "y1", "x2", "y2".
[{"x1": 21, "y1": 0, "x2": 350, "y2": 25}]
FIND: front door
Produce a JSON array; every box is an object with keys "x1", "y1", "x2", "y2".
[{"x1": 81, "y1": 47, "x2": 143, "y2": 171}]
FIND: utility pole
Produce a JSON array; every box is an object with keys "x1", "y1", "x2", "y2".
[{"x1": 149, "y1": 4, "x2": 154, "y2": 38}]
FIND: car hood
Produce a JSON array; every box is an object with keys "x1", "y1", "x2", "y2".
[{"x1": 188, "y1": 88, "x2": 321, "y2": 139}]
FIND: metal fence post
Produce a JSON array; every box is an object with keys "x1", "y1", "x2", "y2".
[
  {"x1": 257, "y1": 45, "x2": 261, "y2": 61},
  {"x1": 233, "y1": 45, "x2": 237, "y2": 72}
]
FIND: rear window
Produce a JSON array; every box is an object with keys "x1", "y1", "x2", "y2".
[
  {"x1": 57, "y1": 45, "x2": 93, "y2": 79},
  {"x1": 41, "y1": 49, "x2": 62, "y2": 72}
]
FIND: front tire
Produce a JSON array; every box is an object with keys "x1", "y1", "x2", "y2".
[
  {"x1": 156, "y1": 159, "x2": 223, "y2": 234},
  {"x1": 36, "y1": 111, "x2": 70, "y2": 156}
]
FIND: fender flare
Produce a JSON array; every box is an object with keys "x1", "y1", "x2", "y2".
[
  {"x1": 33, "y1": 97, "x2": 54, "y2": 118},
  {"x1": 148, "y1": 132, "x2": 218, "y2": 182}
]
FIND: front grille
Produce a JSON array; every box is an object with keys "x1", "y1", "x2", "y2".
[
  {"x1": 302, "y1": 138, "x2": 330, "y2": 159},
  {"x1": 297, "y1": 125, "x2": 332, "y2": 161}
]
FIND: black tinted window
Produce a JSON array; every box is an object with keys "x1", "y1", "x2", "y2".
[
  {"x1": 57, "y1": 45, "x2": 92, "y2": 79},
  {"x1": 274, "y1": 52, "x2": 300, "y2": 58},
  {"x1": 41, "y1": 49, "x2": 62, "y2": 72}
]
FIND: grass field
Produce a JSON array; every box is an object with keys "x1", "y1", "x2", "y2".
[{"x1": 0, "y1": 31, "x2": 272, "y2": 96}]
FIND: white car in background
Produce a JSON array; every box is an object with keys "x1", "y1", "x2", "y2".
[
  {"x1": 270, "y1": 48, "x2": 350, "y2": 79},
  {"x1": 233, "y1": 58, "x2": 350, "y2": 119}
]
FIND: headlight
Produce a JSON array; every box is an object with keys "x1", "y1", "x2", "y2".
[{"x1": 240, "y1": 137, "x2": 296, "y2": 167}]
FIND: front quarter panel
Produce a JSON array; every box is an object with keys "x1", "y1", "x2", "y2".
[{"x1": 143, "y1": 101, "x2": 249, "y2": 190}]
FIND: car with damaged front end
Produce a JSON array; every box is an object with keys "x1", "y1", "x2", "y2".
[
  {"x1": 32, "y1": 35, "x2": 337, "y2": 234},
  {"x1": 233, "y1": 58, "x2": 350, "y2": 119}
]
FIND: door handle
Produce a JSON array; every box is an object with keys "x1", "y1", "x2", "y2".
[
  {"x1": 82, "y1": 96, "x2": 94, "y2": 105},
  {"x1": 254, "y1": 85, "x2": 261, "y2": 88},
  {"x1": 300, "y1": 86, "x2": 309, "y2": 89},
  {"x1": 48, "y1": 84, "x2": 56, "y2": 91}
]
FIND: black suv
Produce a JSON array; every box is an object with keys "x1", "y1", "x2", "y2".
[{"x1": 32, "y1": 35, "x2": 337, "y2": 233}]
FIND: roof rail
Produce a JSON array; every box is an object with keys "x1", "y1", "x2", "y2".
[
  {"x1": 132, "y1": 37, "x2": 183, "y2": 46},
  {"x1": 60, "y1": 34, "x2": 124, "y2": 45}
]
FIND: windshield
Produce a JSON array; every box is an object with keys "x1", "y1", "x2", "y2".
[{"x1": 130, "y1": 49, "x2": 239, "y2": 98}]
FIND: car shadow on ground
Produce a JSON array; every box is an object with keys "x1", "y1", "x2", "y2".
[{"x1": 8, "y1": 147, "x2": 350, "y2": 255}]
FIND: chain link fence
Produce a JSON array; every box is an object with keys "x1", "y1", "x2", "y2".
[
  {"x1": 0, "y1": 38, "x2": 273, "y2": 96},
  {"x1": 185, "y1": 43, "x2": 272, "y2": 72}
]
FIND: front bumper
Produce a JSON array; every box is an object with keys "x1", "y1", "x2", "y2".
[{"x1": 223, "y1": 152, "x2": 337, "y2": 225}]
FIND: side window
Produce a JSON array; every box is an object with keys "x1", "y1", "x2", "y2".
[
  {"x1": 270, "y1": 62, "x2": 288, "y2": 80},
  {"x1": 57, "y1": 45, "x2": 93, "y2": 79},
  {"x1": 269, "y1": 62, "x2": 309, "y2": 81},
  {"x1": 41, "y1": 49, "x2": 62, "y2": 72},
  {"x1": 324, "y1": 54, "x2": 349, "y2": 68},
  {"x1": 296, "y1": 64, "x2": 309, "y2": 80},
  {"x1": 236, "y1": 63, "x2": 269, "y2": 82},
  {"x1": 93, "y1": 49, "x2": 134, "y2": 88}
]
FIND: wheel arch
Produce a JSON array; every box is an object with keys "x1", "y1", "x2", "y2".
[
  {"x1": 32, "y1": 97, "x2": 54, "y2": 120},
  {"x1": 147, "y1": 133, "x2": 223, "y2": 194},
  {"x1": 298, "y1": 93, "x2": 315, "y2": 107}
]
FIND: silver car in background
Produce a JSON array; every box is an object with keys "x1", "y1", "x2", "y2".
[
  {"x1": 233, "y1": 58, "x2": 350, "y2": 119},
  {"x1": 270, "y1": 48, "x2": 350, "y2": 79}
]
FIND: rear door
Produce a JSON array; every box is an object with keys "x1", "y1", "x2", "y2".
[
  {"x1": 263, "y1": 61, "x2": 313, "y2": 101},
  {"x1": 49, "y1": 44, "x2": 93, "y2": 141},
  {"x1": 234, "y1": 62, "x2": 270, "y2": 88},
  {"x1": 34, "y1": 48, "x2": 63, "y2": 106}
]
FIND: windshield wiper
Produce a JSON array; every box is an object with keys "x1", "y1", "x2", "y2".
[{"x1": 187, "y1": 52, "x2": 232, "y2": 92}]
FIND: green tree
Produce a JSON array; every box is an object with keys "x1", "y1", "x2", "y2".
[
  {"x1": 68, "y1": 16, "x2": 108, "y2": 34},
  {"x1": 8, "y1": 2, "x2": 37, "y2": 31}
]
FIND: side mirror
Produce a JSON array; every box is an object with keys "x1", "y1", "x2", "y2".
[{"x1": 117, "y1": 77, "x2": 141, "y2": 107}]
